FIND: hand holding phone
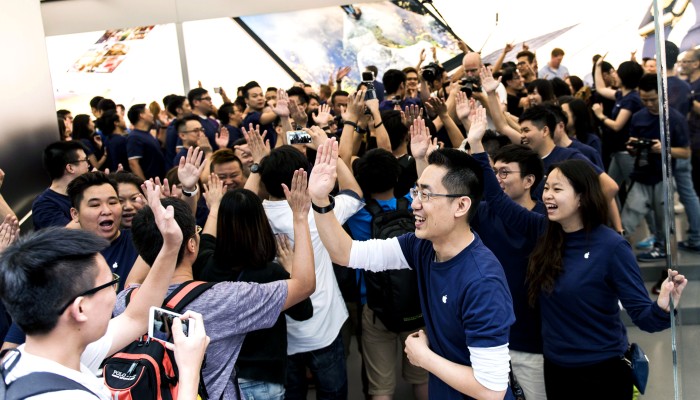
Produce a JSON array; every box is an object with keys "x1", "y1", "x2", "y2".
[{"x1": 148, "y1": 306, "x2": 194, "y2": 345}]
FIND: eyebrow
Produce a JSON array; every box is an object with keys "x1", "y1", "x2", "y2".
[{"x1": 416, "y1": 183, "x2": 432, "y2": 191}]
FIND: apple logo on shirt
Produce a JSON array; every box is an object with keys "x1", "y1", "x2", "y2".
[
  {"x1": 442, "y1": 295, "x2": 447, "y2": 304},
  {"x1": 113, "y1": 262, "x2": 119, "y2": 269},
  {"x1": 584, "y1": 252, "x2": 590, "y2": 259}
]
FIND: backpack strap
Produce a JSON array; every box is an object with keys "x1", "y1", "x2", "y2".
[
  {"x1": 395, "y1": 196, "x2": 410, "y2": 211},
  {"x1": 1, "y1": 349, "x2": 99, "y2": 399},
  {"x1": 162, "y1": 281, "x2": 217, "y2": 313},
  {"x1": 364, "y1": 198, "x2": 384, "y2": 218}
]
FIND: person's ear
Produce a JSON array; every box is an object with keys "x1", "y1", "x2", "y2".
[
  {"x1": 187, "y1": 236, "x2": 197, "y2": 254},
  {"x1": 523, "y1": 174, "x2": 536, "y2": 190},
  {"x1": 70, "y1": 207, "x2": 80, "y2": 223},
  {"x1": 454, "y1": 196, "x2": 472, "y2": 219},
  {"x1": 67, "y1": 297, "x2": 89, "y2": 322}
]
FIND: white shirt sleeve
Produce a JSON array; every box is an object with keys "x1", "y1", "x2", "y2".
[
  {"x1": 81, "y1": 323, "x2": 115, "y2": 373},
  {"x1": 495, "y1": 83, "x2": 508, "y2": 105},
  {"x1": 468, "y1": 344, "x2": 511, "y2": 391},
  {"x1": 348, "y1": 237, "x2": 411, "y2": 272},
  {"x1": 333, "y1": 193, "x2": 364, "y2": 224}
]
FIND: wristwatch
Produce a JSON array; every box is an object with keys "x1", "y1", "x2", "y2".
[
  {"x1": 182, "y1": 185, "x2": 198, "y2": 197},
  {"x1": 250, "y1": 163, "x2": 260, "y2": 173}
]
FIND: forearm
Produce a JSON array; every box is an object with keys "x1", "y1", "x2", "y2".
[
  {"x1": 594, "y1": 67, "x2": 616, "y2": 100},
  {"x1": 0, "y1": 195, "x2": 15, "y2": 221},
  {"x1": 202, "y1": 205, "x2": 218, "y2": 237},
  {"x1": 176, "y1": 370, "x2": 200, "y2": 400},
  {"x1": 312, "y1": 205, "x2": 353, "y2": 265},
  {"x1": 338, "y1": 122, "x2": 358, "y2": 167},
  {"x1": 129, "y1": 160, "x2": 145, "y2": 180},
  {"x1": 372, "y1": 115, "x2": 392, "y2": 151},
  {"x1": 419, "y1": 81, "x2": 431, "y2": 103},
  {"x1": 283, "y1": 217, "x2": 315, "y2": 309},
  {"x1": 243, "y1": 172, "x2": 263, "y2": 197},
  {"x1": 608, "y1": 199, "x2": 623, "y2": 232},
  {"x1": 492, "y1": 50, "x2": 507, "y2": 73},
  {"x1": 439, "y1": 112, "x2": 465, "y2": 148},
  {"x1": 259, "y1": 110, "x2": 278, "y2": 125},
  {"x1": 671, "y1": 146, "x2": 691, "y2": 159},
  {"x1": 279, "y1": 117, "x2": 294, "y2": 146},
  {"x1": 420, "y1": 350, "x2": 506, "y2": 400},
  {"x1": 486, "y1": 91, "x2": 520, "y2": 143}
]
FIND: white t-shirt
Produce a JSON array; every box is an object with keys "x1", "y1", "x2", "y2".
[
  {"x1": 263, "y1": 192, "x2": 363, "y2": 354},
  {"x1": 4, "y1": 328, "x2": 114, "y2": 399}
]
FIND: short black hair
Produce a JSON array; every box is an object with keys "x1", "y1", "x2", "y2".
[
  {"x1": 162, "y1": 94, "x2": 178, "y2": 109},
  {"x1": 187, "y1": 88, "x2": 208, "y2": 107},
  {"x1": 638, "y1": 73, "x2": 658, "y2": 93},
  {"x1": 57, "y1": 109, "x2": 71, "y2": 119},
  {"x1": 354, "y1": 148, "x2": 401, "y2": 195},
  {"x1": 209, "y1": 148, "x2": 243, "y2": 171},
  {"x1": 131, "y1": 197, "x2": 195, "y2": 266},
  {"x1": 127, "y1": 104, "x2": 146, "y2": 125},
  {"x1": 166, "y1": 95, "x2": 188, "y2": 116},
  {"x1": 493, "y1": 144, "x2": 544, "y2": 190},
  {"x1": 426, "y1": 149, "x2": 483, "y2": 222},
  {"x1": 96, "y1": 109, "x2": 120, "y2": 135},
  {"x1": 112, "y1": 171, "x2": 144, "y2": 191},
  {"x1": 516, "y1": 50, "x2": 535, "y2": 63},
  {"x1": 550, "y1": 77, "x2": 571, "y2": 97},
  {"x1": 331, "y1": 90, "x2": 349, "y2": 106},
  {"x1": 500, "y1": 67, "x2": 518, "y2": 82},
  {"x1": 97, "y1": 98, "x2": 117, "y2": 113},
  {"x1": 519, "y1": 105, "x2": 556, "y2": 137},
  {"x1": 243, "y1": 81, "x2": 261, "y2": 99},
  {"x1": 0, "y1": 227, "x2": 108, "y2": 334},
  {"x1": 42, "y1": 141, "x2": 87, "y2": 180},
  {"x1": 67, "y1": 171, "x2": 119, "y2": 209},
  {"x1": 260, "y1": 146, "x2": 310, "y2": 198},
  {"x1": 175, "y1": 113, "x2": 202, "y2": 133},
  {"x1": 287, "y1": 86, "x2": 309, "y2": 105},
  {"x1": 617, "y1": 61, "x2": 644, "y2": 90},
  {"x1": 366, "y1": 65, "x2": 379, "y2": 76},
  {"x1": 382, "y1": 69, "x2": 406, "y2": 94},
  {"x1": 382, "y1": 110, "x2": 409, "y2": 151},
  {"x1": 217, "y1": 103, "x2": 235, "y2": 125},
  {"x1": 90, "y1": 96, "x2": 104, "y2": 110},
  {"x1": 665, "y1": 40, "x2": 680, "y2": 67}
]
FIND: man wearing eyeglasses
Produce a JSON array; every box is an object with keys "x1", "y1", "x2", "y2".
[
  {"x1": 0, "y1": 181, "x2": 204, "y2": 399},
  {"x1": 309, "y1": 137, "x2": 515, "y2": 400},
  {"x1": 188, "y1": 88, "x2": 220, "y2": 151},
  {"x1": 126, "y1": 104, "x2": 166, "y2": 181},
  {"x1": 32, "y1": 141, "x2": 91, "y2": 230},
  {"x1": 173, "y1": 115, "x2": 208, "y2": 167}
]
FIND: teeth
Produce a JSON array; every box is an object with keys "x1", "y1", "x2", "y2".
[{"x1": 415, "y1": 216, "x2": 426, "y2": 222}]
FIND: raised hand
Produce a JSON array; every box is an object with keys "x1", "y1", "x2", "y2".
[
  {"x1": 0, "y1": 214, "x2": 19, "y2": 253},
  {"x1": 404, "y1": 103, "x2": 424, "y2": 127},
  {"x1": 425, "y1": 97, "x2": 448, "y2": 116},
  {"x1": 418, "y1": 48, "x2": 427, "y2": 65},
  {"x1": 479, "y1": 65, "x2": 501, "y2": 93},
  {"x1": 178, "y1": 146, "x2": 206, "y2": 191},
  {"x1": 273, "y1": 88, "x2": 290, "y2": 118},
  {"x1": 468, "y1": 106, "x2": 488, "y2": 144},
  {"x1": 308, "y1": 138, "x2": 339, "y2": 203},
  {"x1": 216, "y1": 126, "x2": 230, "y2": 149},
  {"x1": 305, "y1": 126, "x2": 326, "y2": 150},
  {"x1": 289, "y1": 98, "x2": 308, "y2": 127},
  {"x1": 242, "y1": 123, "x2": 270, "y2": 164},
  {"x1": 455, "y1": 91, "x2": 474, "y2": 122},
  {"x1": 312, "y1": 103, "x2": 332, "y2": 127},
  {"x1": 0, "y1": 168, "x2": 5, "y2": 189},
  {"x1": 203, "y1": 173, "x2": 225, "y2": 210},
  {"x1": 409, "y1": 117, "x2": 431, "y2": 160},
  {"x1": 282, "y1": 168, "x2": 311, "y2": 218},
  {"x1": 336, "y1": 66, "x2": 352, "y2": 82},
  {"x1": 144, "y1": 179, "x2": 182, "y2": 246},
  {"x1": 344, "y1": 90, "x2": 365, "y2": 122},
  {"x1": 275, "y1": 234, "x2": 294, "y2": 274},
  {"x1": 504, "y1": 42, "x2": 515, "y2": 53}
]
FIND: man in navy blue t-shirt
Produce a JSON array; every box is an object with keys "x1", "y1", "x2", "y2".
[
  {"x1": 242, "y1": 81, "x2": 278, "y2": 148},
  {"x1": 126, "y1": 104, "x2": 166, "y2": 180},
  {"x1": 32, "y1": 141, "x2": 91, "y2": 230},
  {"x1": 309, "y1": 138, "x2": 515, "y2": 400},
  {"x1": 188, "y1": 88, "x2": 220, "y2": 151}
]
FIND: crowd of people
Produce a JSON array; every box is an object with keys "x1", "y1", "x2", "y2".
[{"x1": 0, "y1": 37, "x2": 694, "y2": 400}]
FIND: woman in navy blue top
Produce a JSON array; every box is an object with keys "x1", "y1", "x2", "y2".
[{"x1": 467, "y1": 108, "x2": 687, "y2": 400}]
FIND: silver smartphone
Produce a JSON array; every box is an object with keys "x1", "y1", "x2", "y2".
[{"x1": 148, "y1": 306, "x2": 193, "y2": 344}]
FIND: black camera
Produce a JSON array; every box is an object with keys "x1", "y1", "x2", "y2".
[
  {"x1": 362, "y1": 71, "x2": 377, "y2": 101},
  {"x1": 630, "y1": 138, "x2": 654, "y2": 168},
  {"x1": 460, "y1": 76, "x2": 482, "y2": 98},
  {"x1": 421, "y1": 62, "x2": 442, "y2": 83}
]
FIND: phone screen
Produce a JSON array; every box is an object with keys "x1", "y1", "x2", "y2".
[
  {"x1": 148, "y1": 307, "x2": 189, "y2": 344},
  {"x1": 286, "y1": 130, "x2": 312, "y2": 145}
]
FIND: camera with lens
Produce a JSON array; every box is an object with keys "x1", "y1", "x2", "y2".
[
  {"x1": 629, "y1": 138, "x2": 654, "y2": 168},
  {"x1": 362, "y1": 71, "x2": 377, "y2": 101},
  {"x1": 459, "y1": 76, "x2": 482, "y2": 98},
  {"x1": 421, "y1": 62, "x2": 443, "y2": 83}
]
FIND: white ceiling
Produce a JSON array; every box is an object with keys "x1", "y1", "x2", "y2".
[{"x1": 41, "y1": 0, "x2": 383, "y2": 36}]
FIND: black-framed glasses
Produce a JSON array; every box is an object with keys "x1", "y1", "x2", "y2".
[
  {"x1": 410, "y1": 187, "x2": 468, "y2": 202},
  {"x1": 69, "y1": 158, "x2": 89, "y2": 165},
  {"x1": 493, "y1": 168, "x2": 521, "y2": 179},
  {"x1": 58, "y1": 272, "x2": 120, "y2": 314},
  {"x1": 183, "y1": 127, "x2": 205, "y2": 134}
]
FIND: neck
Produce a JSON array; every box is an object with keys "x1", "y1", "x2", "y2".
[
  {"x1": 620, "y1": 87, "x2": 633, "y2": 96},
  {"x1": 554, "y1": 134, "x2": 572, "y2": 148},
  {"x1": 691, "y1": 70, "x2": 700, "y2": 82},
  {"x1": 514, "y1": 194, "x2": 536, "y2": 210},
  {"x1": 372, "y1": 189, "x2": 394, "y2": 201},
  {"x1": 193, "y1": 109, "x2": 207, "y2": 117},
  {"x1": 539, "y1": 141, "x2": 556, "y2": 158},
  {"x1": 134, "y1": 122, "x2": 150, "y2": 131},
  {"x1": 561, "y1": 218, "x2": 584, "y2": 233},
  {"x1": 432, "y1": 226, "x2": 474, "y2": 262},
  {"x1": 170, "y1": 264, "x2": 194, "y2": 284},
  {"x1": 24, "y1": 329, "x2": 87, "y2": 372},
  {"x1": 393, "y1": 143, "x2": 408, "y2": 158},
  {"x1": 50, "y1": 177, "x2": 72, "y2": 195}
]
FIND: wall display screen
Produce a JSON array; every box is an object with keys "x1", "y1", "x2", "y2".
[
  {"x1": 70, "y1": 26, "x2": 154, "y2": 73},
  {"x1": 236, "y1": 0, "x2": 464, "y2": 87}
]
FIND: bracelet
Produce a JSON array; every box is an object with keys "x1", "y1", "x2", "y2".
[
  {"x1": 182, "y1": 185, "x2": 199, "y2": 197},
  {"x1": 312, "y1": 195, "x2": 335, "y2": 214},
  {"x1": 373, "y1": 121, "x2": 383, "y2": 129},
  {"x1": 343, "y1": 120, "x2": 358, "y2": 129}
]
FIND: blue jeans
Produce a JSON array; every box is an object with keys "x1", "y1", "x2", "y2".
[
  {"x1": 285, "y1": 333, "x2": 348, "y2": 400},
  {"x1": 675, "y1": 158, "x2": 700, "y2": 245},
  {"x1": 238, "y1": 379, "x2": 285, "y2": 400}
]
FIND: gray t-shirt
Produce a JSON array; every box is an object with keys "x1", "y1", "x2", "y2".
[{"x1": 114, "y1": 280, "x2": 287, "y2": 400}]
